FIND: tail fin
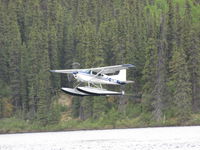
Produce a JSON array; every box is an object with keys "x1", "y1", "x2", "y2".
[
  {"x1": 117, "y1": 69, "x2": 126, "y2": 81},
  {"x1": 109, "y1": 69, "x2": 127, "y2": 81},
  {"x1": 110, "y1": 69, "x2": 134, "y2": 84}
]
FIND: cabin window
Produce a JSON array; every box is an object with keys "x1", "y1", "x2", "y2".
[
  {"x1": 92, "y1": 71, "x2": 97, "y2": 75},
  {"x1": 106, "y1": 71, "x2": 119, "y2": 76},
  {"x1": 87, "y1": 70, "x2": 91, "y2": 74}
]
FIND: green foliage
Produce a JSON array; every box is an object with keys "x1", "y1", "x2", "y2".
[
  {"x1": 93, "y1": 96, "x2": 108, "y2": 119},
  {"x1": 0, "y1": 118, "x2": 32, "y2": 133},
  {"x1": 0, "y1": 0, "x2": 200, "y2": 131},
  {"x1": 80, "y1": 97, "x2": 93, "y2": 120},
  {"x1": 47, "y1": 104, "x2": 62, "y2": 125},
  {"x1": 71, "y1": 97, "x2": 81, "y2": 118},
  {"x1": 0, "y1": 80, "x2": 11, "y2": 98},
  {"x1": 125, "y1": 103, "x2": 142, "y2": 118},
  {"x1": 0, "y1": 98, "x2": 13, "y2": 118},
  {"x1": 170, "y1": 47, "x2": 192, "y2": 121}
]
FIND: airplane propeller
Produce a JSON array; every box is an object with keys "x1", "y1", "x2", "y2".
[{"x1": 67, "y1": 62, "x2": 80, "y2": 82}]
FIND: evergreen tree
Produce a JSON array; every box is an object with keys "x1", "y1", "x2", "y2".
[
  {"x1": 170, "y1": 47, "x2": 192, "y2": 121},
  {"x1": 20, "y1": 44, "x2": 29, "y2": 114},
  {"x1": 37, "y1": 46, "x2": 51, "y2": 125},
  {"x1": 166, "y1": 0, "x2": 175, "y2": 63},
  {"x1": 47, "y1": 18, "x2": 60, "y2": 91},
  {"x1": 182, "y1": 0, "x2": 200, "y2": 112},
  {"x1": 142, "y1": 38, "x2": 157, "y2": 112},
  {"x1": 0, "y1": 2, "x2": 9, "y2": 83},
  {"x1": 5, "y1": 1, "x2": 22, "y2": 111},
  {"x1": 152, "y1": 14, "x2": 167, "y2": 121}
]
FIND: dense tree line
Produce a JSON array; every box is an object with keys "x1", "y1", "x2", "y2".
[{"x1": 0, "y1": 0, "x2": 200, "y2": 125}]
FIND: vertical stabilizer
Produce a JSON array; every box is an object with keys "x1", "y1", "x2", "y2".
[{"x1": 117, "y1": 69, "x2": 126, "y2": 81}]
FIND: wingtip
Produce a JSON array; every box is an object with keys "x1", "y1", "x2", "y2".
[
  {"x1": 49, "y1": 70, "x2": 56, "y2": 73},
  {"x1": 123, "y1": 64, "x2": 135, "y2": 68},
  {"x1": 130, "y1": 64, "x2": 136, "y2": 67},
  {"x1": 122, "y1": 91, "x2": 125, "y2": 95}
]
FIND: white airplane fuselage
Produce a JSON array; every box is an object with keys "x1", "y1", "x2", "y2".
[
  {"x1": 50, "y1": 64, "x2": 134, "y2": 96},
  {"x1": 73, "y1": 71, "x2": 124, "y2": 85}
]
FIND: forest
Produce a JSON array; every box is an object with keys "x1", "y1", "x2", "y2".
[{"x1": 0, "y1": 0, "x2": 200, "y2": 133}]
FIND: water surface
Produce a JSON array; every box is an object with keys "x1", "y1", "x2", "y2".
[{"x1": 1, "y1": 126, "x2": 200, "y2": 150}]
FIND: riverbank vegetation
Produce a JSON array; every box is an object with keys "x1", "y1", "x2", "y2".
[
  {"x1": 0, "y1": 0, "x2": 200, "y2": 133},
  {"x1": 1, "y1": 110, "x2": 200, "y2": 134}
]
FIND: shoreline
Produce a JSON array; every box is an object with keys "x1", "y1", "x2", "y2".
[{"x1": 1, "y1": 117, "x2": 200, "y2": 134}]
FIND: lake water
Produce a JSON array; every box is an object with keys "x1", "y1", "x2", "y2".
[{"x1": 1, "y1": 126, "x2": 200, "y2": 150}]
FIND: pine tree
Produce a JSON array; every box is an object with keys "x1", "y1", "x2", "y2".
[
  {"x1": 26, "y1": 0, "x2": 44, "y2": 118},
  {"x1": 166, "y1": 0, "x2": 175, "y2": 63},
  {"x1": 47, "y1": 17, "x2": 60, "y2": 91},
  {"x1": 142, "y1": 38, "x2": 157, "y2": 112},
  {"x1": 182, "y1": 0, "x2": 200, "y2": 112},
  {"x1": 152, "y1": 14, "x2": 167, "y2": 121},
  {"x1": 37, "y1": 47, "x2": 51, "y2": 125},
  {"x1": 125, "y1": 0, "x2": 146, "y2": 94},
  {"x1": 99, "y1": 20, "x2": 118, "y2": 65},
  {"x1": 0, "y1": 2, "x2": 9, "y2": 83},
  {"x1": 20, "y1": 44, "x2": 29, "y2": 114},
  {"x1": 5, "y1": 1, "x2": 22, "y2": 111},
  {"x1": 170, "y1": 47, "x2": 192, "y2": 121}
]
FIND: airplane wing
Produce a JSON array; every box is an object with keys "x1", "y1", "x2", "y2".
[
  {"x1": 90, "y1": 64, "x2": 135, "y2": 74},
  {"x1": 50, "y1": 69, "x2": 88, "y2": 74},
  {"x1": 50, "y1": 64, "x2": 134, "y2": 74}
]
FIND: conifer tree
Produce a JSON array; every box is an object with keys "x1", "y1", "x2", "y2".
[
  {"x1": 20, "y1": 44, "x2": 29, "y2": 114},
  {"x1": 182, "y1": 0, "x2": 200, "y2": 112},
  {"x1": 170, "y1": 47, "x2": 192, "y2": 121},
  {"x1": 47, "y1": 19, "x2": 60, "y2": 90},
  {"x1": 0, "y1": 2, "x2": 9, "y2": 83},
  {"x1": 166, "y1": 0, "x2": 175, "y2": 63},
  {"x1": 99, "y1": 20, "x2": 118, "y2": 65},
  {"x1": 142, "y1": 38, "x2": 157, "y2": 112},
  {"x1": 37, "y1": 40, "x2": 51, "y2": 124},
  {"x1": 6, "y1": 1, "x2": 22, "y2": 111},
  {"x1": 152, "y1": 14, "x2": 167, "y2": 121},
  {"x1": 26, "y1": 0, "x2": 44, "y2": 118}
]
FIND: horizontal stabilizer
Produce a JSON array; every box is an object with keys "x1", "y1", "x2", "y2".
[{"x1": 123, "y1": 80, "x2": 134, "y2": 84}]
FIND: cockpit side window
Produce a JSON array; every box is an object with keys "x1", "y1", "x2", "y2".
[
  {"x1": 92, "y1": 71, "x2": 97, "y2": 75},
  {"x1": 87, "y1": 70, "x2": 91, "y2": 74},
  {"x1": 98, "y1": 73, "x2": 103, "y2": 76}
]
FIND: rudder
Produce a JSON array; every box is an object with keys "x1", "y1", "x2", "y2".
[{"x1": 117, "y1": 69, "x2": 126, "y2": 81}]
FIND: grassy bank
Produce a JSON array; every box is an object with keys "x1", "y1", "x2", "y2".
[{"x1": 1, "y1": 113, "x2": 200, "y2": 134}]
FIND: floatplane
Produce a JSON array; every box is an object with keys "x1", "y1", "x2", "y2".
[{"x1": 50, "y1": 64, "x2": 134, "y2": 96}]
